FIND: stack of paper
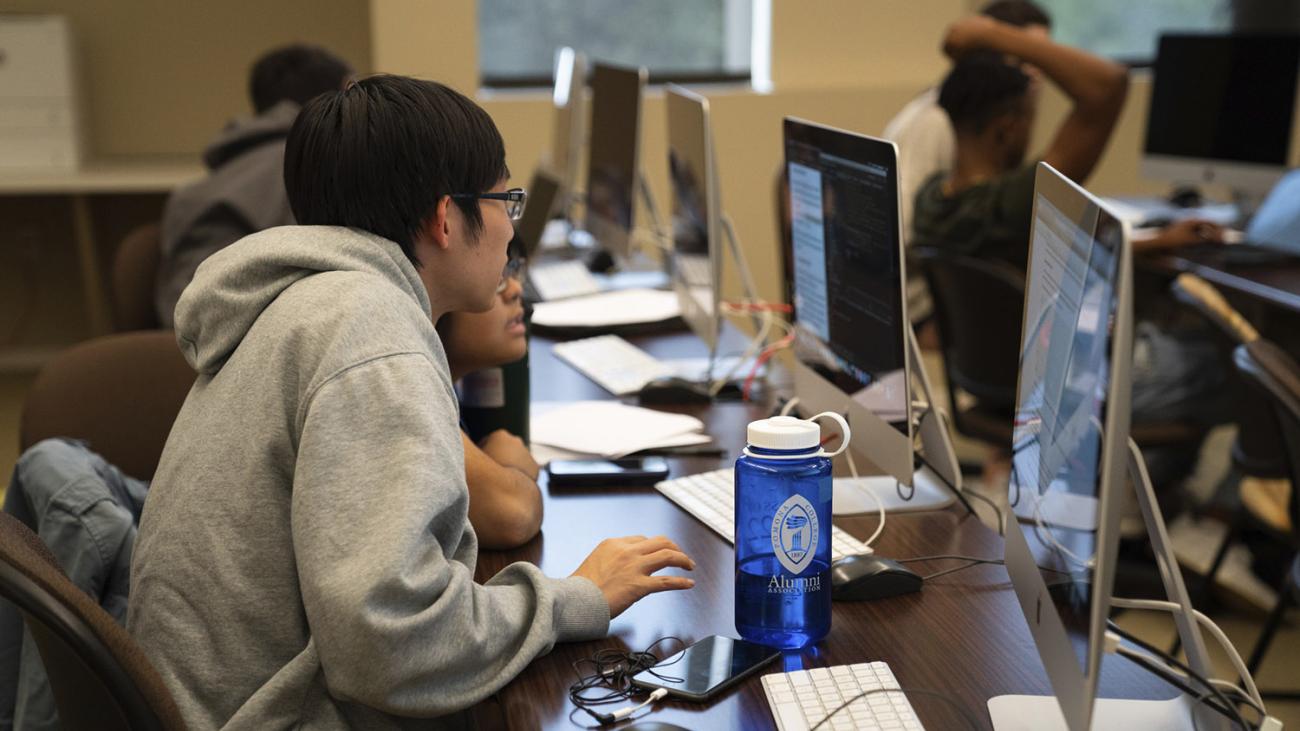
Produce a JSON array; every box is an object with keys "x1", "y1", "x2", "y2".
[
  {"x1": 530, "y1": 401, "x2": 712, "y2": 463},
  {"x1": 530, "y1": 288, "x2": 681, "y2": 329}
]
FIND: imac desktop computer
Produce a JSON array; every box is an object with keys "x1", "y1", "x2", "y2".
[
  {"x1": 991, "y1": 163, "x2": 1223, "y2": 731},
  {"x1": 546, "y1": 47, "x2": 587, "y2": 218},
  {"x1": 583, "y1": 61, "x2": 647, "y2": 263},
  {"x1": 1143, "y1": 33, "x2": 1300, "y2": 205},
  {"x1": 782, "y1": 118, "x2": 962, "y2": 515},
  {"x1": 665, "y1": 84, "x2": 723, "y2": 356}
]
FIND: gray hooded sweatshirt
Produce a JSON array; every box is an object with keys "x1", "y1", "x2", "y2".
[{"x1": 127, "y1": 226, "x2": 609, "y2": 729}]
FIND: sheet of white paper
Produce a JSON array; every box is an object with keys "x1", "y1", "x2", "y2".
[
  {"x1": 610, "y1": 431, "x2": 712, "y2": 459},
  {"x1": 530, "y1": 288, "x2": 681, "y2": 328},
  {"x1": 531, "y1": 432, "x2": 714, "y2": 464},
  {"x1": 531, "y1": 400, "x2": 705, "y2": 457}
]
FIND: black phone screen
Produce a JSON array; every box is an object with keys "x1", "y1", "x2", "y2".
[
  {"x1": 631, "y1": 635, "x2": 779, "y2": 700},
  {"x1": 545, "y1": 457, "x2": 669, "y2": 486}
]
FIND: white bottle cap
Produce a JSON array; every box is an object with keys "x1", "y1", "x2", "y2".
[{"x1": 746, "y1": 416, "x2": 821, "y2": 451}]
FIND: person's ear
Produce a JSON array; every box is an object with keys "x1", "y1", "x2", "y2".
[
  {"x1": 426, "y1": 196, "x2": 453, "y2": 251},
  {"x1": 990, "y1": 114, "x2": 1017, "y2": 148}
]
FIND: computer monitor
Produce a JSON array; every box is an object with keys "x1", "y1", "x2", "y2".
[
  {"x1": 548, "y1": 47, "x2": 586, "y2": 212},
  {"x1": 515, "y1": 169, "x2": 562, "y2": 260},
  {"x1": 783, "y1": 118, "x2": 912, "y2": 485},
  {"x1": 1143, "y1": 33, "x2": 1300, "y2": 195},
  {"x1": 1001, "y1": 163, "x2": 1132, "y2": 730},
  {"x1": 585, "y1": 61, "x2": 646, "y2": 261},
  {"x1": 995, "y1": 164, "x2": 1220, "y2": 731},
  {"x1": 665, "y1": 85, "x2": 721, "y2": 353}
]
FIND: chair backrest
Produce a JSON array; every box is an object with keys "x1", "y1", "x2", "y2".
[
  {"x1": 20, "y1": 331, "x2": 195, "y2": 481},
  {"x1": 0, "y1": 513, "x2": 185, "y2": 730},
  {"x1": 1234, "y1": 339, "x2": 1300, "y2": 530},
  {"x1": 916, "y1": 248, "x2": 1024, "y2": 411},
  {"x1": 111, "y1": 223, "x2": 162, "y2": 332}
]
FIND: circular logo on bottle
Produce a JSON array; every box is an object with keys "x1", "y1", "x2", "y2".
[{"x1": 771, "y1": 494, "x2": 819, "y2": 575}]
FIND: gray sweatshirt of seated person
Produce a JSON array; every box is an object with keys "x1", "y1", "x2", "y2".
[{"x1": 127, "y1": 226, "x2": 609, "y2": 729}]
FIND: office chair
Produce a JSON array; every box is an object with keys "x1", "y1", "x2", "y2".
[
  {"x1": 914, "y1": 248, "x2": 1021, "y2": 448},
  {"x1": 1214, "y1": 339, "x2": 1300, "y2": 698},
  {"x1": 19, "y1": 331, "x2": 194, "y2": 481},
  {"x1": 110, "y1": 223, "x2": 162, "y2": 332},
  {"x1": 1171, "y1": 274, "x2": 1286, "y2": 478},
  {"x1": 0, "y1": 513, "x2": 186, "y2": 730}
]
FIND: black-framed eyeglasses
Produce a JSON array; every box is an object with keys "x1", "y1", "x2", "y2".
[
  {"x1": 451, "y1": 188, "x2": 527, "y2": 220},
  {"x1": 496, "y1": 256, "x2": 527, "y2": 294}
]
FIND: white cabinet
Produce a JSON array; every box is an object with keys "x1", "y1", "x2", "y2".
[{"x1": 0, "y1": 15, "x2": 83, "y2": 170}]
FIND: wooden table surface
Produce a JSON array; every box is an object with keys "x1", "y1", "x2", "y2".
[
  {"x1": 1145, "y1": 248, "x2": 1300, "y2": 315},
  {"x1": 473, "y1": 330, "x2": 1178, "y2": 729}
]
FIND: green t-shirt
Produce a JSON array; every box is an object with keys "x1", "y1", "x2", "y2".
[{"x1": 910, "y1": 163, "x2": 1038, "y2": 272}]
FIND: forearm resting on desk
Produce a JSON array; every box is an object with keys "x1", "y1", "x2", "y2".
[{"x1": 464, "y1": 432, "x2": 544, "y2": 549}]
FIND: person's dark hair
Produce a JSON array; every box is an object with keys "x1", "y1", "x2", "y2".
[
  {"x1": 938, "y1": 52, "x2": 1033, "y2": 135},
  {"x1": 284, "y1": 75, "x2": 509, "y2": 265},
  {"x1": 979, "y1": 0, "x2": 1052, "y2": 29},
  {"x1": 249, "y1": 44, "x2": 354, "y2": 114}
]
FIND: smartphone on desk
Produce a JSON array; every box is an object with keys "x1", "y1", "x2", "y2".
[
  {"x1": 630, "y1": 635, "x2": 781, "y2": 701},
  {"x1": 545, "y1": 456, "x2": 670, "y2": 487}
]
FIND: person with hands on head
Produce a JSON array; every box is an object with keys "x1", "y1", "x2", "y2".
[
  {"x1": 915, "y1": 21, "x2": 1229, "y2": 486},
  {"x1": 128, "y1": 75, "x2": 694, "y2": 731},
  {"x1": 884, "y1": 0, "x2": 1054, "y2": 238}
]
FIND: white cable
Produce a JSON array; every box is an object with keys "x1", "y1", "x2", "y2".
[
  {"x1": 779, "y1": 396, "x2": 800, "y2": 417},
  {"x1": 835, "y1": 409, "x2": 887, "y2": 547},
  {"x1": 709, "y1": 307, "x2": 772, "y2": 395},
  {"x1": 1110, "y1": 596, "x2": 1264, "y2": 710},
  {"x1": 1030, "y1": 493, "x2": 1096, "y2": 570},
  {"x1": 609, "y1": 687, "x2": 669, "y2": 721}
]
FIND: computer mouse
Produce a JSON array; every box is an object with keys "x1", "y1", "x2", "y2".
[
  {"x1": 587, "y1": 248, "x2": 616, "y2": 273},
  {"x1": 637, "y1": 376, "x2": 713, "y2": 405},
  {"x1": 831, "y1": 555, "x2": 923, "y2": 602},
  {"x1": 1169, "y1": 186, "x2": 1204, "y2": 208}
]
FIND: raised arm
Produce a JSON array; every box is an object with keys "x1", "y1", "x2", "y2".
[{"x1": 945, "y1": 16, "x2": 1129, "y2": 182}]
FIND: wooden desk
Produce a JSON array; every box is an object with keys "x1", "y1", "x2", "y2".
[
  {"x1": 1145, "y1": 249, "x2": 1300, "y2": 316},
  {"x1": 474, "y1": 333, "x2": 1180, "y2": 729}
]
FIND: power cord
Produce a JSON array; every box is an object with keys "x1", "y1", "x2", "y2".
[
  {"x1": 1106, "y1": 622, "x2": 1257, "y2": 730},
  {"x1": 810, "y1": 686, "x2": 981, "y2": 730},
  {"x1": 914, "y1": 452, "x2": 983, "y2": 524},
  {"x1": 1109, "y1": 596, "x2": 1264, "y2": 711},
  {"x1": 567, "y1": 636, "x2": 686, "y2": 726},
  {"x1": 1113, "y1": 645, "x2": 1251, "y2": 729},
  {"x1": 895, "y1": 554, "x2": 1005, "y2": 581}
]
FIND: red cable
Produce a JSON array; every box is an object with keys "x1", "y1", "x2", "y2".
[{"x1": 742, "y1": 334, "x2": 794, "y2": 401}]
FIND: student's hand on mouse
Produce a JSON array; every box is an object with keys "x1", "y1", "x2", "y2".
[
  {"x1": 942, "y1": 15, "x2": 1000, "y2": 59},
  {"x1": 1155, "y1": 219, "x2": 1225, "y2": 248},
  {"x1": 572, "y1": 535, "x2": 696, "y2": 618},
  {"x1": 479, "y1": 429, "x2": 540, "y2": 480}
]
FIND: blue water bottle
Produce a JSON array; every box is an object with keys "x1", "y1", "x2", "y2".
[{"x1": 735, "y1": 413, "x2": 850, "y2": 649}]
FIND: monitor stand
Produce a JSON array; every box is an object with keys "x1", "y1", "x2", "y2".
[
  {"x1": 987, "y1": 438, "x2": 1223, "y2": 731},
  {"x1": 833, "y1": 324, "x2": 961, "y2": 516}
]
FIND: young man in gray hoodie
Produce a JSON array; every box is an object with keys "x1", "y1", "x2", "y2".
[{"x1": 128, "y1": 75, "x2": 696, "y2": 729}]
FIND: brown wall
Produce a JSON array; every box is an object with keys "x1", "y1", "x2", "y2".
[{"x1": 3, "y1": 0, "x2": 371, "y2": 157}]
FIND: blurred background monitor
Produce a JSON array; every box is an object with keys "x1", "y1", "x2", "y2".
[
  {"x1": 584, "y1": 61, "x2": 646, "y2": 261},
  {"x1": 665, "y1": 85, "x2": 721, "y2": 353},
  {"x1": 1143, "y1": 33, "x2": 1300, "y2": 196}
]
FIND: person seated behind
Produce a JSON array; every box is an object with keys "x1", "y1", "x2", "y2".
[
  {"x1": 913, "y1": 17, "x2": 1223, "y2": 263},
  {"x1": 128, "y1": 75, "x2": 695, "y2": 729},
  {"x1": 154, "y1": 44, "x2": 353, "y2": 328},
  {"x1": 438, "y1": 259, "x2": 543, "y2": 550},
  {"x1": 884, "y1": 0, "x2": 1053, "y2": 238},
  {"x1": 915, "y1": 19, "x2": 1228, "y2": 471}
]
